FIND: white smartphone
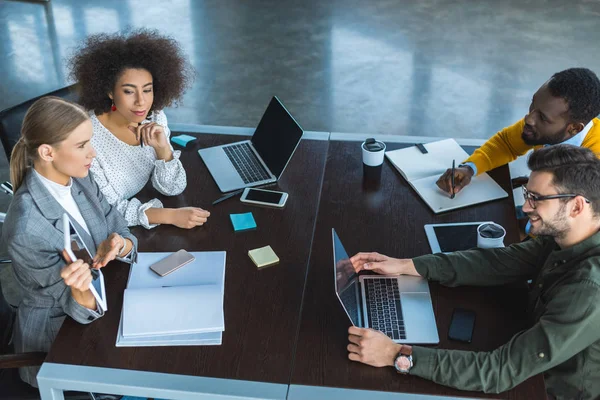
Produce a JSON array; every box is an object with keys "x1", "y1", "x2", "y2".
[
  {"x1": 240, "y1": 188, "x2": 288, "y2": 208},
  {"x1": 149, "y1": 249, "x2": 196, "y2": 277},
  {"x1": 62, "y1": 213, "x2": 108, "y2": 312}
]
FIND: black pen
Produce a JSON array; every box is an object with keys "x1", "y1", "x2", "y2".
[
  {"x1": 450, "y1": 159, "x2": 456, "y2": 199},
  {"x1": 212, "y1": 188, "x2": 244, "y2": 205}
]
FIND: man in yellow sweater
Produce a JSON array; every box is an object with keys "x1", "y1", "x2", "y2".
[{"x1": 437, "y1": 68, "x2": 600, "y2": 195}]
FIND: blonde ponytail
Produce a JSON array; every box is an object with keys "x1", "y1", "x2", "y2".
[
  {"x1": 10, "y1": 137, "x2": 30, "y2": 192},
  {"x1": 9, "y1": 96, "x2": 88, "y2": 192}
]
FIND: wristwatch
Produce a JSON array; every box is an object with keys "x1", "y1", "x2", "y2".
[{"x1": 393, "y1": 345, "x2": 413, "y2": 374}]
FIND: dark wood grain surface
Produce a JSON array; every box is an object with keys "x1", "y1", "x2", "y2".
[
  {"x1": 45, "y1": 133, "x2": 329, "y2": 385},
  {"x1": 289, "y1": 141, "x2": 546, "y2": 398}
]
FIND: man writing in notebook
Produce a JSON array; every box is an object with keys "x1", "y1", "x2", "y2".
[
  {"x1": 348, "y1": 145, "x2": 600, "y2": 399},
  {"x1": 437, "y1": 67, "x2": 600, "y2": 195}
]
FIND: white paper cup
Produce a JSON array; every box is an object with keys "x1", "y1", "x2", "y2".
[
  {"x1": 477, "y1": 222, "x2": 506, "y2": 249},
  {"x1": 362, "y1": 139, "x2": 386, "y2": 166}
]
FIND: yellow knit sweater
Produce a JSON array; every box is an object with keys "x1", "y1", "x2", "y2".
[{"x1": 464, "y1": 117, "x2": 600, "y2": 175}]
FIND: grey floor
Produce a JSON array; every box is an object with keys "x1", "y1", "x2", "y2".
[{"x1": 0, "y1": 0, "x2": 599, "y2": 209}]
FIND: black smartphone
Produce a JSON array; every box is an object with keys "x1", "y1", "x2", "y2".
[{"x1": 448, "y1": 308, "x2": 476, "y2": 343}]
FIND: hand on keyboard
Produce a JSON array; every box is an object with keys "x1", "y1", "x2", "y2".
[{"x1": 349, "y1": 252, "x2": 419, "y2": 277}]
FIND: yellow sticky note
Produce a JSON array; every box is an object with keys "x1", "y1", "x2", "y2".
[{"x1": 248, "y1": 245, "x2": 279, "y2": 268}]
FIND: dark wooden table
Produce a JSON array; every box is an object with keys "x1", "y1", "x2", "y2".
[
  {"x1": 40, "y1": 134, "x2": 545, "y2": 399},
  {"x1": 43, "y1": 133, "x2": 329, "y2": 397},
  {"x1": 288, "y1": 140, "x2": 546, "y2": 399}
]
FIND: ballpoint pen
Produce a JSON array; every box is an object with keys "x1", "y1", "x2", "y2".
[
  {"x1": 450, "y1": 159, "x2": 456, "y2": 199},
  {"x1": 212, "y1": 188, "x2": 245, "y2": 205},
  {"x1": 211, "y1": 183, "x2": 278, "y2": 206}
]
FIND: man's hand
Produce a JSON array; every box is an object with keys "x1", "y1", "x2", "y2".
[
  {"x1": 349, "y1": 252, "x2": 419, "y2": 276},
  {"x1": 347, "y1": 327, "x2": 402, "y2": 367},
  {"x1": 436, "y1": 166, "x2": 474, "y2": 195},
  {"x1": 93, "y1": 233, "x2": 123, "y2": 268}
]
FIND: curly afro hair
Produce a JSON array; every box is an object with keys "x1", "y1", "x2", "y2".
[
  {"x1": 548, "y1": 68, "x2": 600, "y2": 124},
  {"x1": 69, "y1": 29, "x2": 194, "y2": 115}
]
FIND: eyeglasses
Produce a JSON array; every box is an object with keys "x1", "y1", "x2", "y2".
[{"x1": 522, "y1": 187, "x2": 591, "y2": 209}]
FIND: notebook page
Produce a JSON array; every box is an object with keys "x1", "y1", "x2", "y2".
[
  {"x1": 410, "y1": 173, "x2": 508, "y2": 214},
  {"x1": 385, "y1": 139, "x2": 470, "y2": 182}
]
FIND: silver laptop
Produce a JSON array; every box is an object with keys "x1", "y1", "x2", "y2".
[
  {"x1": 198, "y1": 96, "x2": 304, "y2": 193},
  {"x1": 332, "y1": 229, "x2": 439, "y2": 344}
]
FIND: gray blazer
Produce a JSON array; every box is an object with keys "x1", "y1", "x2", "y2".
[{"x1": 2, "y1": 169, "x2": 138, "y2": 387}]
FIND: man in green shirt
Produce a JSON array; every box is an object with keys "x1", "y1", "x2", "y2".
[{"x1": 349, "y1": 145, "x2": 600, "y2": 399}]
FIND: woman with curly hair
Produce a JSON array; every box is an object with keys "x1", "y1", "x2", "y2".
[{"x1": 69, "y1": 29, "x2": 210, "y2": 229}]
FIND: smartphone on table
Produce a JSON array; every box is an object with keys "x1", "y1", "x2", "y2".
[
  {"x1": 448, "y1": 308, "x2": 476, "y2": 343},
  {"x1": 240, "y1": 187, "x2": 288, "y2": 208},
  {"x1": 150, "y1": 249, "x2": 196, "y2": 277}
]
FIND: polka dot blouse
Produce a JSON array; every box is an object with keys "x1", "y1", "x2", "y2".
[{"x1": 89, "y1": 110, "x2": 187, "y2": 229}]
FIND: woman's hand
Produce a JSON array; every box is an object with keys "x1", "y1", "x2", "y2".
[
  {"x1": 60, "y1": 252, "x2": 93, "y2": 292},
  {"x1": 130, "y1": 122, "x2": 173, "y2": 160},
  {"x1": 60, "y1": 250, "x2": 97, "y2": 310},
  {"x1": 92, "y1": 233, "x2": 123, "y2": 268},
  {"x1": 168, "y1": 207, "x2": 211, "y2": 229}
]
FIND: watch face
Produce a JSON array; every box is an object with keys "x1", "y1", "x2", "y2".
[{"x1": 396, "y1": 356, "x2": 411, "y2": 371}]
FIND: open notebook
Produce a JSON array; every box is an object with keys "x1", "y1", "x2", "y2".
[{"x1": 385, "y1": 139, "x2": 508, "y2": 213}]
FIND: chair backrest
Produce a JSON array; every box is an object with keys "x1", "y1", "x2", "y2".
[
  {"x1": 0, "y1": 278, "x2": 15, "y2": 356},
  {"x1": 0, "y1": 85, "x2": 79, "y2": 161}
]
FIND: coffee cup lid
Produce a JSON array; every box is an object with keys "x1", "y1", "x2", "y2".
[
  {"x1": 479, "y1": 223, "x2": 505, "y2": 238},
  {"x1": 364, "y1": 138, "x2": 384, "y2": 152}
]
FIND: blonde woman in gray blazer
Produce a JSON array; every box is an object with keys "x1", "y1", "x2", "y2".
[{"x1": 3, "y1": 97, "x2": 138, "y2": 387}]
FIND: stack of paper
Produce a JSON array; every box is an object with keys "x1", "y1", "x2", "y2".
[
  {"x1": 116, "y1": 251, "x2": 226, "y2": 347},
  {"x1": 385, "y1": 139, "x2": 508, "y2": 214}
]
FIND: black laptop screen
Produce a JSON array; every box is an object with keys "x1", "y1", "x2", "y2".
[
  {"x1": 251, "y1": 97, "x2": 303, "y2": 178},
  {"x1": 333, "y1": 230, "x2": 362, "y2": 327}
]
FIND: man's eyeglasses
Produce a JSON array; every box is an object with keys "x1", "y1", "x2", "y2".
[{"x1": 522, "y1": 187, "x2": 590, "y2": 209}]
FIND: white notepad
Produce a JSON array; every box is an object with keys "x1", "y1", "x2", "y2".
[
  {"x1": 385, "y1": 138, "x2": 508, "y2": 213},
  {"x1": 122, "y1": 285, "x2": 224, "y2": 338},
  {"x1": 116, "y1": 251, "x2": 226, "y2": 346},
  {"x1": 116, "y1": 313, "x2": 222, "y2": 347}
]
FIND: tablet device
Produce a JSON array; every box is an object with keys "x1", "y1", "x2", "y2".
[
  {"x1": 62, "y1": 213, "x2": 108, "y2": 312},
  {"x1": 424, "y1": 221, "x2": 491, "y2": 254}
]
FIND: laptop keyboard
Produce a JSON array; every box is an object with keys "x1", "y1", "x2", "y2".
[
  {"x1": 364, "y1": 278, "x2": 406, "y2": 340},
  {"x1": 223, "y1": 142, "x2": 271, "y2": 184}
]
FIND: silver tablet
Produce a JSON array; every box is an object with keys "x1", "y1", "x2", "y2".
[
  {"x1": 424, "y1": 221, "x2": 491, "y2": 254},
  {"x1": 63, "y1": 213, "x2": 108, "y2": 312}
]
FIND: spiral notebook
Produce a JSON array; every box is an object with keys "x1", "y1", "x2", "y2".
[{"x1": 385, "y1": 139, "x2": 508, "y2": 213}]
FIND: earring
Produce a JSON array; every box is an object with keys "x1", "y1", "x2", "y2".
[{"x1": 111, "y1": 101, "x2": 117, "y2": 112}]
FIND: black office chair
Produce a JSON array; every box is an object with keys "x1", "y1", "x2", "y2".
[
  {"x1": 0, "y1": 84, "x2": 79, "y2": 162},
  {"x1": 0, "y1": 85, "x2": 79, "y2": 229},
  {"x1": 0, "y1": 86, "x2": 120, "y2": 400},
  {"x1": 0, "y1": 279, "x2": 46, "y2": 400}
]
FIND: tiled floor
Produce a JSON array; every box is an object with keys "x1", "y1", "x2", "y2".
[{"x1": 0, "y1": 0, "x2": 599, "y2": 210}]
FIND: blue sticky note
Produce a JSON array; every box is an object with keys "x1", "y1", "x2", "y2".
[
  {"x1": 230, "y1": 212, "x2": 257, "y2": 232},
  {"x1": 171, "y1": 134, "x2": 196, "y2": 147}
]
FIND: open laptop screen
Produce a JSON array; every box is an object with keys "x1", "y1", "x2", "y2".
[
  {"x1": 332, "y1": 229, "x2": 362, "y2": 327},
  {"x1": 251, "y1": 97, "x2": 303, "y2": 178}
]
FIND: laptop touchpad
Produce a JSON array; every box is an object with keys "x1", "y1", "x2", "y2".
[{"x1": 401, "y1": 292, "x2": 439, "y2": 344}]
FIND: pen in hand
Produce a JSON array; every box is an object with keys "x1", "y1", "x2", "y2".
[{"x1": 450, "y1": 159, "x2": 456, "y2": 199}]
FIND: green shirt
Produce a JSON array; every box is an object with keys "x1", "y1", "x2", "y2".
[{"x1": 411, "y1": 231, "x2": 600, "y2": 399}]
